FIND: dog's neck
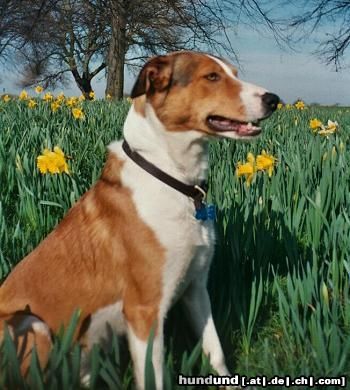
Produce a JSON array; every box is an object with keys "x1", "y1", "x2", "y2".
[{"x1": 122, "y1": 103, "x2": 209, "y2": 185}]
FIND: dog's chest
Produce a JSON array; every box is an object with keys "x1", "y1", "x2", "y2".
[{"x1": 120, "y1": 154, "x2": 215, "y2": 283}]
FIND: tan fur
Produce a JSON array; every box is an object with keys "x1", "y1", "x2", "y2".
[
  {"x1": 0, "y1": 153, "x2": 165, "y2": 372},
  {"x1": 133, "y1": 95, "x2": 146, "y2": 117},
  {"x1": 143, "y1": 52, "x2": 245, "y2": 134}
]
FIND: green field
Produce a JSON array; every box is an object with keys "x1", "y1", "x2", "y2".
[{"x1": 1, "y1": 96, "x2": 350, "y2": 389}]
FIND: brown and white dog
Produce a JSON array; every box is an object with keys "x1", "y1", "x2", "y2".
[{"x1": 0, "y1": 51, "x2": 279, "y2": 389}]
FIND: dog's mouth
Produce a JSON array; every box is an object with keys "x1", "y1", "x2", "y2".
[{"x1": 206, "y1": 115, "x2": 261, "y2": 137}]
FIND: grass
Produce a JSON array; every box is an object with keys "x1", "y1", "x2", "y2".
[{"x1": 1, "y1": 97, "x2": 350, "y2": 389}]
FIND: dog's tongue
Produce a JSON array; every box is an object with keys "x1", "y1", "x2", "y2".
[
  {"x1": 208, "y1": 116, "x2": 261, "y2": 135},
  {"x1": 208, "y1": 117, "x2": 238, "y2": 132}
]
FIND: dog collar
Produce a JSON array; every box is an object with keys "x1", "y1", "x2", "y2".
[{"x1": 122, "y1": 140, "x2": 215, "y2": 220}]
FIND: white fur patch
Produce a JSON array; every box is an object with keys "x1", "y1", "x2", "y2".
[
  {"x1": 86, "y1": 301, "x2": 126, "y2": 348},
  {"x1": 207, "y1": 55, "x2": 237, "y2": 80},
  {"x1": 239, "y1": 80, "x2": 268, "y2": 121},
  {"x1": 108, "y1": 86, "x2": 228, "y2": 389},
  {"x1": 207, "y1": 54, "x2": 268, "y2": 123},
  {"x1": 14, "y1": 315, "x2": 50, "y2": 337},
  {"x1": 111, "y1": 105, "x2": 215, "y2": 321},
  {"x1": 32, "y1": 321, "x2": 50, "y2": 336}
]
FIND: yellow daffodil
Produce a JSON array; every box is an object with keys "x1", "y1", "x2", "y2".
[
  {"x1": 127, "y1": 97, "x2": 133, "y2": 103},
  {"x1": 19, "y1": 90, "x2": 28, "y2": 100},
  {"x1": 28, "y1": 99, "x2": 37, "y2": 109},
  {"x1": 3, "y1": 95, "x2": 10, "y2": 102},
  {"x1": 89, "y1": 91, "x2": 95, "y2": 100},
  {"x1": 66, "y1": 96, "x2": 78, "y2": 107},
  {"x1": 326, "y1": 120, "x2": 338, "y2": 132},
  {"x1": 285, "y1": 104, "x2": 292, "y2": 109},
  {"x1": 309, "y1": 118, "x2": 323, "y2": 131},
  {"x1": 36, "y1": 146, "x2": 69, "y2": 174},
  {"x1": 317, "y1": 120, "x2": 338, "y2": 136},
  {"x1": 35, "y1": 86, "x2": 43, "y2": 94},
  {"x1": 79, "y1": 94, "x2": 85, "y2": 102},
  {"x1": 43, "y1": 92, "x2": 53, "y2": 102},
  {"x1": 247, "y1": 152, "x2": 255, "y2": 165},
  {"x1": 236, "y1": 152, "x2": 256, "y2": 186},
  {"x1": 295, "y1": 100, "x2": 305, "y2": 110},
  {"x1": 51, "y1": 100, "x2": 60, "y2": 112},
  {"x1": 236, "y1": 162, "x2": 254, "y2": 185},
  {"x1": 277, "y1": 103, "x2": 283, "y2": 110},
  {"x1": 56, "y1": 92, "x2": 65, "y2": 103},
  {"x1": 106, "y1": 93, "x2": 112, "y2": 100},
  {"x1": 72, "y1": 107, "x2": 84, "y2": 119},
  {"x1": 256, "y1": 150, "x2": 277, "y2": 177},
  {"x1": 236, "y1": 150, "x2": 277, "y2": 185}
]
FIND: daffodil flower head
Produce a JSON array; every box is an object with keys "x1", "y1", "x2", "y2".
[
  {"x1": 256, "y1": 150, "x2": 277, "y2": 177},
  {"x1": 326, "y1": 120, "x2": 338, "y2": 132},
  {"x1": 72, "y1": 107, "x2": 84, "y2": 119},
  {"x1": 51, "y1": 101, "x2": 61, "y2": 112},
  {"x1": 37, "y1": 146, "x2": 69, "y2": 174},
  {"x1": 66, "y1": 97, "x2": 78, "y2": 107},
  {"x1": 28, "y1": 99, "x2": 37, "y2": 109},
  {"x1": 236, "y1": 150, "x2": 277, "y2": 185},
  {"x1": 310, "y1": 118, "x2": 323, "y2": 131},
  {"x1": 246, "y1": 152, "x2": 255, "y2": 166},
  {"x1": 236, "y1": 152, "x2": 256, "y2": 186},
  {"x1": 295, "y1": 100, "x2": 306, "y2": 110},
  {"x1": 56, "y1": 92, "x2": 65, "y2": 103},
  {"x1": 317, "y1": 119, "x2": 338, "y2": 137},
  {"x1": 19, "y1": 90, "x2": 28, "y2": 100},
  {"x1": 43, "y1": 92, "x2": 53, "y2": 102}
]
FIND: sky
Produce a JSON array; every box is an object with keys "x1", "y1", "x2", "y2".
[{"x1": 1, "y1": 25, "x2": 349, "y2": 106}]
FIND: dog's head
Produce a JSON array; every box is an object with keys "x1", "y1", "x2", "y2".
[{"x1": 131, "y1": 51, "x2": 279, "y2": 140}]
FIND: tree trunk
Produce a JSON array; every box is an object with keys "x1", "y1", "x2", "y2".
[
  {"x1": 105, "y1": 2, "x2": 127, "y2": 100},
  {"x1": 78, "y1": 79, "x2": 93, "y2": 100},
  {"x1": 71, "y1": 71, "x2": 93, "y2": 99}
]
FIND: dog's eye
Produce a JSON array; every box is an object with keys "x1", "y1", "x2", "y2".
[{"x1": 205, "y1": 72, "x2": 220, "y2": 81}]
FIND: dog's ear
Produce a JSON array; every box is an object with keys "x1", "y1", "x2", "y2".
[{"x1": 131, "y1": 55, "x2": 174, "y2": 98}]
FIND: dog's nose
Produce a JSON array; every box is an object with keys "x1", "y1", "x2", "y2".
[{"x1": 262, "y1": 92, "x2": 280, "y2": 112}]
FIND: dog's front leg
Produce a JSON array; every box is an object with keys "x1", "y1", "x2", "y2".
[
  {"x1": 125, "y1": 305, "x2": 163, "y2": 390},
  {"x1": 182, "y1": 280, "x2": 230, "y2": 376}
]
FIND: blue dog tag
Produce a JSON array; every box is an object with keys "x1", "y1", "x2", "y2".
[{"x1": 195, "y1": 204, "x2": 216, "y2": 221}]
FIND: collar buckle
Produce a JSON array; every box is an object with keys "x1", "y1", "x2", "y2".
[{"x1": 194, "y1": 184, "x2": 207, "y2": 202}]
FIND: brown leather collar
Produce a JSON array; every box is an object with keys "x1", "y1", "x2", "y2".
[{"x1": 122, "y1": 140, "x2": 207, "y2": 209}]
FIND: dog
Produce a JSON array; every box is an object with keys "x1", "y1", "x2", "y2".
[{"x1": 0, "y1": 51, "x2": 279, "y2": 389}]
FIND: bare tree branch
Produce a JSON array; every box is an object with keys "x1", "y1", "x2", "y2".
[
  {"x1": 285, "y1": 0, "x2": 350, "y2": 70},
  {"x1": 2, "y1": 0, "x2": 285, "y2": 97}
]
